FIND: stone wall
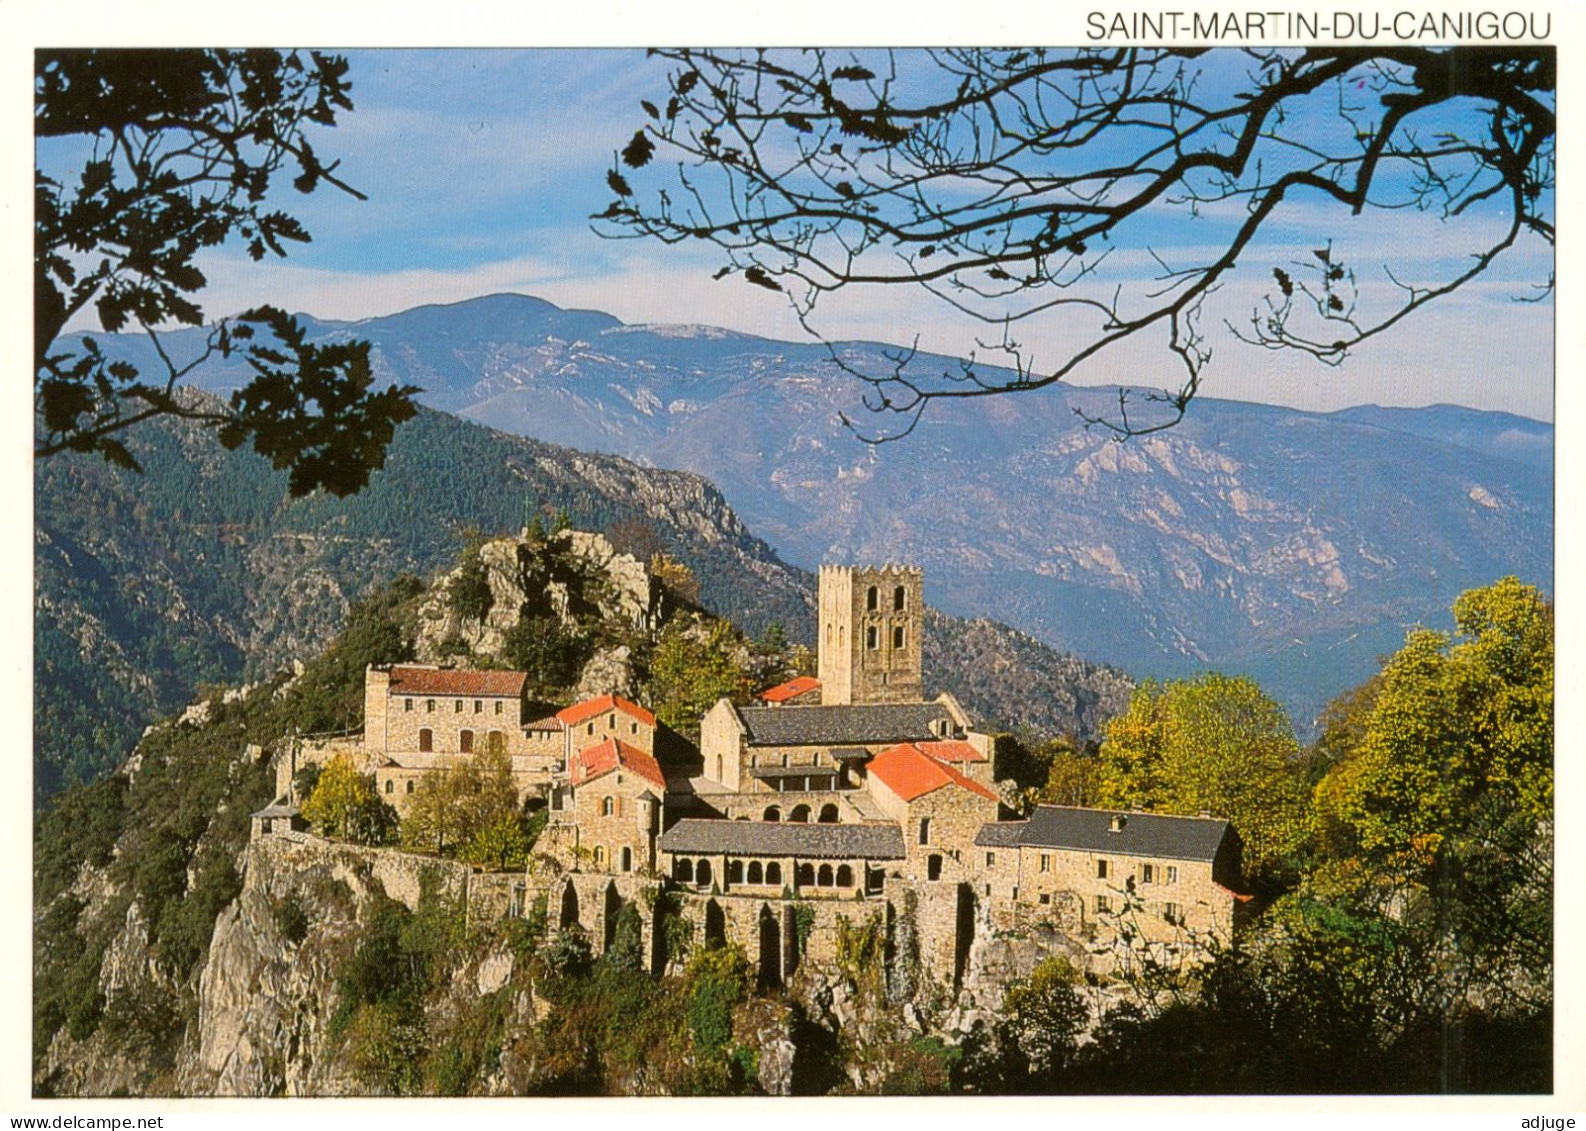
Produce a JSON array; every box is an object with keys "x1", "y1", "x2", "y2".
[
  {"x1": 817, "y1": 565, "x2": 923, "y2": 706},
  {"x1": 250, "y1": 832, "x2": 523, "y2": 927},
  {"x1": 568, "y1": 775, "x2": 660, "y2": 876},
  {"x1": 563, "y1": 709, "x2": 655, "y2": 758},
  {"x1": 379, "y1": 692, "x2": 529, "y2": 758},
  {"x1": 1009, "y1": 844, "x2": 1236, "y2": 957},
  {"x1": 699, "y1": 699, "x2": 743, "y2": 788}
]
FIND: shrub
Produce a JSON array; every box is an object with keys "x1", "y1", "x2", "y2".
[{"x1": 273, "y1": 891, "x2": 311, "y2": 945}]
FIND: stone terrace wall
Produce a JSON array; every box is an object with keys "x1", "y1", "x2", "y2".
[{"x1": 251, "y1": 833, "x2": 522, "y2": 926}]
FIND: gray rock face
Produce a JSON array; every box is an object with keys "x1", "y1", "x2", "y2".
[{"x1": 415, "y1": 530, "x2": 660, "y2": 665}]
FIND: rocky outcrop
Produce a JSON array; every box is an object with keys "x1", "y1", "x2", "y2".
[{"x1": 415, "y1": 530, "x2": 658, "y2": 661}]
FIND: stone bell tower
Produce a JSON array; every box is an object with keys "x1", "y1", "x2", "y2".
[{"x1": 817, "y1": 565, "x2": 924, "y2": 705}]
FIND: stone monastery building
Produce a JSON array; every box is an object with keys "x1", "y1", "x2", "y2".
[{"x1": 260, "y1": 562, "x2": 1248, "y2": 985}]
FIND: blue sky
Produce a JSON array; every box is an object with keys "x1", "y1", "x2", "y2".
[{"x1": 41, "y1": 47, "x2": 1556, "y2": 421}]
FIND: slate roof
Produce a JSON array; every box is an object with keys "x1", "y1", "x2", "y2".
[
  {"x1": 759, "y1": 676, "x2": 821, "y2": 704},
  {"x1": 387, "y1": 665, "x2": 528, "y2": 697},
  {"x1": 868, "y1": 743, "x2": 997, "y2": 802},
  {"x1": 557, "y1": 693, "x2": 657, "y2": 729},
  {"x1": 251, "y1": 801, "x2": 302, "y2": 819},
  {"x1": 1014, "y1": 806, "x2": 1232, "y2": 861},
  {"x1": 973, "y1": 822, "x2": 1028, "y2": 848},
  {"x1": 572, "y1": 737, "x2": 667, "y2": 790},
  {"x1": 659, "y1": 819, "x2": 905, "y2": 859},
  {"x1": 737, "y1": 702, "x2": 951, "y2": 747}
]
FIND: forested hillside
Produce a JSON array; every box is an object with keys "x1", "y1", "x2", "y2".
[{"x1": 36, "y1": 397, "x2": 1131, "y2": 802}]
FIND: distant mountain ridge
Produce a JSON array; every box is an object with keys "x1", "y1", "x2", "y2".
[
  {"x1": 67, "y1": 293, "x2": 1552, "y2": 730},
  {"x1": 35, "y1": 398, "x2": 1132, "y2": 802}
]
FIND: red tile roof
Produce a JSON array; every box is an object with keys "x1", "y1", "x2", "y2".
[
  {"x1": 523, "y1": 714, "x2": 566, "y2": 732},
  {"x1": 387, "y1": 666, "x2": 527, "y2": 697},
  {"x1": 907, "y1": 739, "x2": 986, "y2": 764},
  {"x1": 573, "y1": 737, "x2": 667, "y2": 791},
  {"x1": 868, "y1": 743, "x2": 998, "y2": 803},
  {"x1": 759, "y1": 676, "x2": 821, "y2": 704},
  {"x1": 556, "y1": 693, "x2": 657, "y2": 729}
]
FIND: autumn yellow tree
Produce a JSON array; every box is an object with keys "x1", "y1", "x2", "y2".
[
  {"x1": 400, "y1": 746, "x2": 530, "y2": 869},
  {"x1": 1312, "y1": 577, "x2": 1552, "y2": 886},
  {"x1": 1096, "y1": 673, "x2": 1308, "y2": 888},
  {"x1": 302, "y1": 754, "x2": 395, "y2": 845}
]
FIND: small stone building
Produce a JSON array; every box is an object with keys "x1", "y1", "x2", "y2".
[
  {"x1": 364, "y1": 665, "x2": 535, "y2": 760},
  {"x1": 698, "y1": 697, "x2": 972, "y2": 801},
  {"x1": 555, "y1": 737, "x2": 668, "y2": 875},
  {"x1": 554, "y1": 694, "x2": 657, "y2": 760},
  {"x1": 865, "y1": 742, "x2": 1001, "y2": 884},
  {"x1": 975, "y1": 806, "x2": 1247, "y2": 951},
  {"x1": 250, "y1": 801, "x2": 307, "y2": 840}
]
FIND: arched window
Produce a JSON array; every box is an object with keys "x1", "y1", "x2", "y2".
[
  {"x1": 866, "y1": 585, "x2": 879, "y2": 611},
  {"x1": 384, "y1": 779, "x2": 394, "y2": 794},
  {"x1": 796, "y1": 863, "x2": 815, "y2": 887},
  {"x1": 766, "y1": 862, "x2": 783, "y2": 885},
  {"x1": 406, "y1": 779, "x2": 415, "y2": 794},
  {"x1": 866, "y1": 626, "x2": 879, "y2": 650},
  {"x1": 763, "y1": 805, "x2": 781, "y2": 822},
  {"x1": 620, "y1": 847, "x2": 633, "y2": 873},
  {"x1": 727, "y1": 860, "x2": 744, "y2": 885},
  {"x1": 894, "y1": 585, "x2": 906, "y2": 611},
  {"x1": 747, "y1": 861, "x2": 764, "y2": 885},
  {"x1": 459, "y1": 729, "x2": 474, "y2": 753},
  {"x1": 696, "y1": 859, "x2": 713, "y2": 887},
  {"x1": 817, "y1": 864, "x2": 833, "y2": 887},
  {"x1": 593, "y1": 845, "x2": 607, "y2": 867},
  {"x1": 893, "y1": 625, "x2": 905, "y2": 649},
  {"x1": 836, "y1": 864, "x2": 854, "y2": 887},
  {"x1": 601, "y1": 796, "x2": 615, "y2": 816},
  {"x1": 488, "y1": 729, "x2": 503, "y2": 747},
  {"x1": 675, "y1": 858, "x2": 695, "y2": 883},
  {"x1": 419, "y1": 728, "x2": 433, "y2": 752},
  {"x1": 928, "y1": 854, "x2": 943, "y2": 881},
  {"x1": 790, "y1": 804, "x2": 811, "y2": 823},
  {"x1": 818, "y1": 803, "x2": 839, "y2": 824}
]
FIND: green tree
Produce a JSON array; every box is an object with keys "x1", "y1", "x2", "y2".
[
  {"x1": 36, "y1": 49, "x2": 417, "y2": 492},
  {"x1": 1313, "y1": 577, "x2": 1552, "y2": 886},
  {"x1": 301, "y1": 755, "x2": 395, "y2": 845},
  {"x1": 647, "y1": 616, "x2": 749, "y2": 734},
  {"x1": 1097, "y1": 673, "x2": 1308, "y2": 888},
  {"x1": 447, "y1": 541, "x2": 494, "y2": 622},
  {"x1": 1036, "y1": 748, "x2": 1102, "y2": 809},
  {"x1": 401, "y1": 746, "x2": 529, "y2": 868},
  {"x1": 501, "y1": 615, "x2": 592, "y2": 697},
  {"x1": 999, "y1": 956, "x2": 1088, "y2": 1086}
]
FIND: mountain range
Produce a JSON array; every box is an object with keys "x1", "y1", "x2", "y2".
[
  {"x1": 34, "y1": 399, "x2": 1132, "y2": 803},
  {"x1": 86, "y1": 292, "x2": 1550, "y2": 730}
]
